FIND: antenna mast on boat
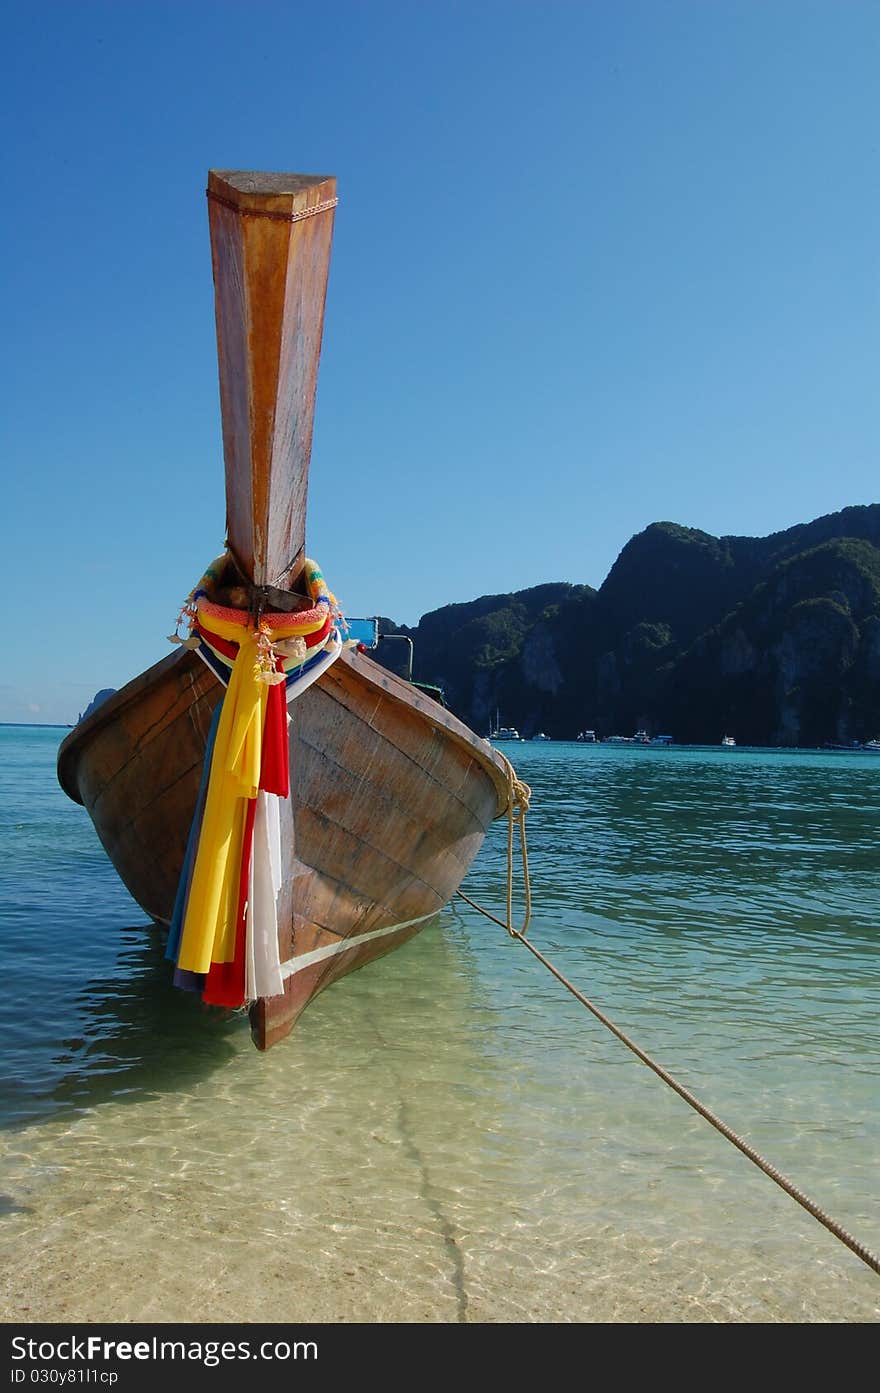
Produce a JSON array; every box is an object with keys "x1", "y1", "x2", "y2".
[{"x1": 206, "y1": 169, "x2": 337, "y2": 592}]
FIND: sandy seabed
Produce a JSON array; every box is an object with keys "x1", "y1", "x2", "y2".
[{"x1": 1, "y1": 1000, "x2": 877, "y2": 1326}]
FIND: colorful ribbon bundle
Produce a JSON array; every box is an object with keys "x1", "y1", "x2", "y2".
[{"x1": 165, "y1": 559, "x2": 346, "y2": 1009}]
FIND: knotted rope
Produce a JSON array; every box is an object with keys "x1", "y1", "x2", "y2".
[{"x1": 488, "y1": 748, "x2": 532, "y2": 938}]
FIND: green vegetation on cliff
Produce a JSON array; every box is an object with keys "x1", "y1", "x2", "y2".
[{"x1": 373, "y1": 505, "x2": 880, "y2": 746}]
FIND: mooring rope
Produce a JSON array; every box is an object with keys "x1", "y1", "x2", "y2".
[
  {"x1": 491, "y1": 749, "x2": 533, "y2": 938},
  {"x1": 459, "y1": 752, "x2": 880, "y2": 1279}
]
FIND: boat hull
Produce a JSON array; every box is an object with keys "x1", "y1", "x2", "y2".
[{"x1": 58, "y1": 648, "x2": 510, "y2": 1050}]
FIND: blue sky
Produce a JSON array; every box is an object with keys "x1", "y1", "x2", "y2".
[{"x1": 3, "y1": 0, "x2": 877, "y2": 724}]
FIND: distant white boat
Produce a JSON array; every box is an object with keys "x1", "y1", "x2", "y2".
[
  {"x1": 531, "y1": 732, "x2": 551, "y2": 741},
  {"x1": 721, "y1": 735, "x2": 736, "y2": 747},
  {"x1": 488, "y1": 709, "x2": 523, "y2": 742},
  {"x1": 576, "y1": 730, "x2": 597, "y2": 742}
]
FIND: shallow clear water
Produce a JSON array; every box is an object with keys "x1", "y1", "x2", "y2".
[{"x1": 0, "y1": 727, "x2": 877, "y2": 1322}]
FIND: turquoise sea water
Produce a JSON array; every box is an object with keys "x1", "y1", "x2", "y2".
[{"x1": 0, "y1": 724, "x2": 877, "y2": 1323}]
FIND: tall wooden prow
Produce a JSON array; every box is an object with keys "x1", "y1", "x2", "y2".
[{"x1": 206, "y1": 170, "x2": 337, "y2": 595}]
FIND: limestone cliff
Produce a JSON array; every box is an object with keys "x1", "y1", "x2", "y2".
[{"x1": 375, "y1": 505, "x2": 880, "y2": 745}]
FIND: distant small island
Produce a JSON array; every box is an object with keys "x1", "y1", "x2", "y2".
[{"x1": 77, "y1": 689, "x2": 118, "y2": 724}]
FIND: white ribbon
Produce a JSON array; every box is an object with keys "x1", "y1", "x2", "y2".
[{"x1": 245, "y1": 631, "x2": 345, "y2": 1000}]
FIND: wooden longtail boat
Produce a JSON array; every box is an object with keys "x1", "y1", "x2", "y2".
[{"x1": 57, "y1": 170, "x2": 512, "y2": 1051}]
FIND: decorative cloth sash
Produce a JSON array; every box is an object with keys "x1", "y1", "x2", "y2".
[{"x1": 166, "y1": 559, "x2": 346, "y2": 1009}]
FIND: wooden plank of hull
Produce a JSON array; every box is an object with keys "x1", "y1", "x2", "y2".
[
  {"x1": 57, "y1": 649, "x2": 511, "y2": 1050},
  {"x1": 58, "y1": 651, "x2": 221, "y2": 922},
  {"x1": 207, "y1": 170, "x2": 336, "y2": 590}
]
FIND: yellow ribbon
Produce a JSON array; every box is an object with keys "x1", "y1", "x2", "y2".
[{"x1": 175, "y1": 631, "x2": 268, "y2": 974}]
